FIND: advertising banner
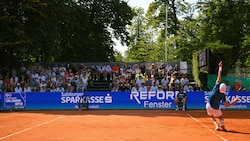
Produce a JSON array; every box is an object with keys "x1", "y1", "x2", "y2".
[
  {"x1": 0, "y1": 91, "x2": 249, "y2": 110},
  {"x1": 3, "y1": 92, "x2": 26, "y2": 110}
]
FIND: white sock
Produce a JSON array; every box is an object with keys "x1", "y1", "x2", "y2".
[{"x1": 220, "y1": 119, "x2": 224, "y2": 126}]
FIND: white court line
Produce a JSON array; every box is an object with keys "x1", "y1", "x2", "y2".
[
  {"x1": 186, "y1": 113, "x2": 228, "y2": 141},
  {"x1": 0, "y1": 116, "x2": 64, "y2": 140}
]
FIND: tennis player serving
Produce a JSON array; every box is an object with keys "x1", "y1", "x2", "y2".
[{"x1": 206, "y1": 61, "x2": 239, "y2": 131}]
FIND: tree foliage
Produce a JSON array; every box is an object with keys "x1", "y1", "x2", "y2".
[
  {"x1": 0, "y1": 0, "x2": 133, "y2": 65},
  {"x1": 125, "y1": 0, "x2": 250, "y2": 69}
]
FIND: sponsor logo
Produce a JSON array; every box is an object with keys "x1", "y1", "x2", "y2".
[{"x1": 61, "y1": 93, "x2": 112, "y2": 104}]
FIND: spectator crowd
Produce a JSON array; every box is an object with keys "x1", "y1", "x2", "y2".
[{"x1": 0, "y1": 62, "x2": 201, "y2": 93}]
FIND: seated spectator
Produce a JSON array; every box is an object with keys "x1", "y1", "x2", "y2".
[
  {"x1": 187, "y1": 85, "x2": 194, "y2": 92},
  {"x1": 169, "y1": 74, "x2": 180, "y2": 91},
  {"x1": 66, "y1": 84, "x2": 74, "y2": 92},
  {"x1": 180, "y1": 74, "x2": 189, "y2": 89},
  {"x1": 119, "y1": 82, "x2": 129, "y2": 91},
  {"x1": 225, "y1": 81, "x2": 231, "y2": 92},
  {"x1": 111, "y1": 82, "x2": 119, "y2": 92},
  {"x1": 139, "y1": 82, "x2": 147, "y2": 92},
  {"x1": 131, "y1": 83, "x2": 139, "y2": 92},
  {"x1": 165, "y1": 63, "x2": 173, "y2": 75},
  {"x1": 56, "y1": 85, "x2": 65, "y2": 92},
  {"x1": 76, "y1": 77, "x2": 85, "y2": 92},
  {"x1": 161, "y1": 76, "x2": 169, "y2": 91},
  {"x1": 112, "y1": 63, "x2": 119, "y2": 78},
  {"x1": 174, "y1": 89, "x2": 187, "y2": 111},
  {"x1": 173, "y1": 64, "x2": 180, "y2": 78},
  {"x1": 232, "y1": 80, "x2": 246, "y2": 91},
  {"x1": 158, "y1": 85, "x2": 164, "y2": 91},
  {"x1": 14, "y1": 83, "x2": 22, "y2": 92},
  {"x1": 193, "y1": 84, "x2": 201, "y2": 91},
  {"x1": 98, "y1": 65, "x2": 106, "y2": 80},
  {"x1": 136, "y1": 75, "x2": 144, "y2": 87},
  {"x1": 149, "y1": 63, "x2": 157, "y2": 77},
  {"x1": 150, "y1": 81, "x2": 158, "y2": 91},
  {"x1": 139, "y1": 63, "x2": 146, "y2": 75},
  {"x1": 5, "y1": 83, "x2": 13, "y2": 92},
  {"x1": 119, "y1": 75, "x2": 127, "y2": 84},
  {"x1": 119, "y1": 64, "x2": 126, "y2": 75},
  {"x1": 29, "y1": 77, "x2": 37, "y2": 92},
  {"x1": 157, "y1": 63, "x2": 165, "y2": 77},
  {"x1": 135, "y1": 70, "x2": 144, "y2": 80},
  {"x1": 134, "y1": 64, "x2": 141, "y2": 75},
  {"x1": 105, "y1": 64, "x2": 112, "y2": 80},
  {"x1": 23, "y1": 83, "x2": 32, "y2": 92},
  {"x1": 50, "y1": 85, "x2": 58, "y2": 92}
]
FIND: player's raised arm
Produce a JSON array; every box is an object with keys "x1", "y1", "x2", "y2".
[{"x1": 216, "y1": 61, "x2": 223, "y2": 83}]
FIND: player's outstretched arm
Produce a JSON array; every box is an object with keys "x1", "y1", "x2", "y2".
[
  {"x1": 216, "y1": 61, "x2": 223, "y2": 83},
  {"x1": 224, "y1": 96, "x2": 239, "y2": 108}
]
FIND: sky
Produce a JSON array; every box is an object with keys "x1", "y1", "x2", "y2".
[{"x1": 114, "y1": 0, "x2": 198, "y2": 56}]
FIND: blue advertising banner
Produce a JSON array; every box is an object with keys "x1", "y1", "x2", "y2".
[
  {"x1": 3, "y1": 92, "x2": 26, "y2": 110},
  {"x1": 0, "y1": 91, "x2": 249, "y2": 110}
]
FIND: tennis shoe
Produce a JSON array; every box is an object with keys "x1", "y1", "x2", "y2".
[
  {"x1": 220, "y1": 125, "x2": 227, "y2": 131},
  {"x1": 215, "y1": 126, "x2": 220, "y2": 131}
]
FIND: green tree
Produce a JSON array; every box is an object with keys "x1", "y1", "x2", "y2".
[{"x1": 197, "y1": 0, "x2": 250, "y2": 67}]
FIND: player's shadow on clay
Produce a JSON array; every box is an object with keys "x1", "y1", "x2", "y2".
[{"x1": 225, "y1": 130, "x2": 250, "y2": 134}]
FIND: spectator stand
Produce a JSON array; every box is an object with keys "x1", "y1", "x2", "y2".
[{"x1": 0, "y1": 61, "x2": 192, "y2": 92}]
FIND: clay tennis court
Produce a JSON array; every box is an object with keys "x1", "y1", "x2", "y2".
[{"x1": 0, "y1": 110, "x2": 249, "y2": 141}]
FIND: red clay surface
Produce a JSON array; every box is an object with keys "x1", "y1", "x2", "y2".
[{"x1": 0, "y1": 110, "x2": 249, "y2": 141}]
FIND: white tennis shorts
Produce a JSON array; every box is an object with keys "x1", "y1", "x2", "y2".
[{"x1": 206, "y1": 103, "x2": 222, "y2": 117}]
